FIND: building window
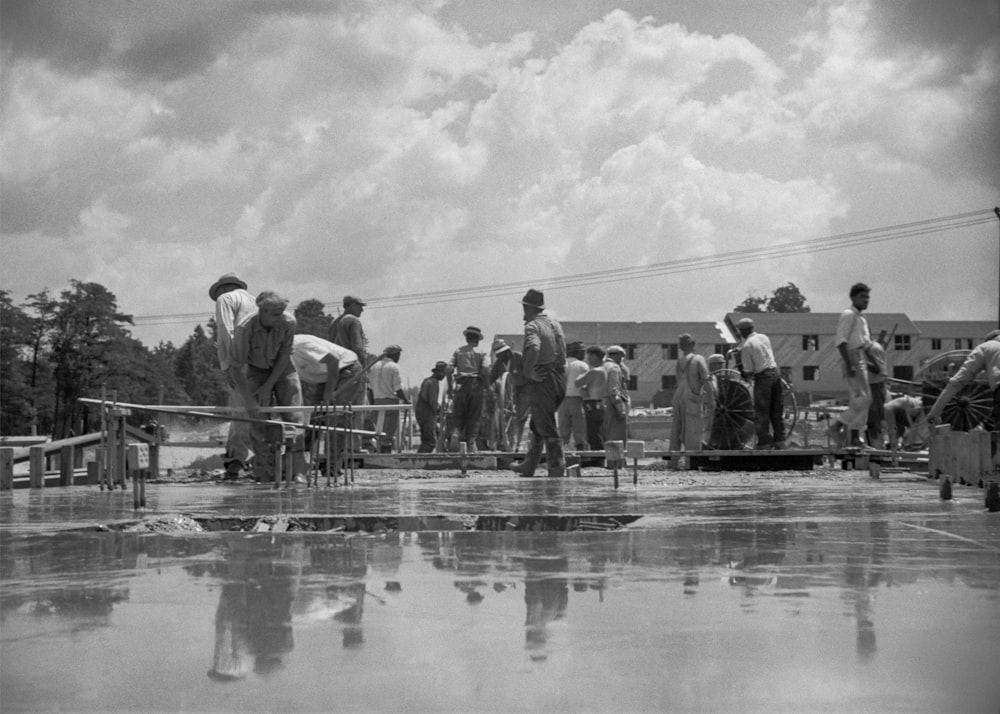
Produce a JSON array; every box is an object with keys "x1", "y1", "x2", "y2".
[
  {"x1": 894, "y1": 334, "x2": 911, "y2": 351},
  {"x1": 661, "y1": 375, "x2": 676, "y2": 390},
  {"x1": 803, "y1": 366, "x2": 819, "y2": 381},
  {"x1": 964, "y1": 338, "x2": 974, "y2": 349},
  {"x1": 802, "y1": 335, "x2": 819, "y2": 350},
  {"x1": 714, "y1": 343, "x2": 728, "y2": 355},
  {"x1": 627, "y1": 375, "x2": 638, "y2": 391},
  {"x1": 661, "y1": 344, "x2": 678, "y2": 360},
  {"x1": 953, "y1": 338, "x2": 974, "y2": 350},
  {"x1": 893, "y1": 365, "x2": 914, "y2": 381},
  {"x1": 931, "y1": 338, "x2": 941, "y2": 350},
  {"x1": 623, "y1": 343, "x2": 637, "y2": 360}
]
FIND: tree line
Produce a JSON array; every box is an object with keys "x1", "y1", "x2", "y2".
[{"x1": 0, "y1": 282, "x2": 337, "y2": 437}]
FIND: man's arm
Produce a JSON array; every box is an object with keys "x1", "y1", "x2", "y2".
[
  {"x1": 320, "y1": 354, "x2": 341, "y2": 403},
  {"x1": 522, "y1": 323, "x2": 541, "y2": 380},
  {"x1": 927, "y1": 348, "x2": 985, "y2": 422}
]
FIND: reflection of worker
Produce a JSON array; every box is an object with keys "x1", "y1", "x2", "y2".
[
  {"x1": 415, "y1": 362, "x2": 448, "y2": 452},
  {"x1": 558, "y1": 341, "x2": 589, "y2": 451},
  {"x1": 210, "y1": 272, "x2": 258, "y2": 479},
  {"x1": 828, "y1": 284, "x2": 873, "y2": 448},
  {"x1": 449, "y1": 326, "x2": 490, "y2": 452},
  {"x1": 670, "y1": 334, "x2": 712, "y2": 453},
  {"x1": 884, "y1": 395, "x2": 926, "y2": 451},
  {"x1": 927, "y1": 328, "x2": 1000, "y2": 439},
  {"x1": 523, "y1": 557, "x2": 569, "y2": 661},
  {"x1": 735, "y1": 318, "x2": 786, "y2": 449},
  {"x1": 576, "y1": 346, "x2": 608, "y2": 451}
]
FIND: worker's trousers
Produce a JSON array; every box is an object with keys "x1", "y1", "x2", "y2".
[{"x1": 837, "y1": 360, "x2": 871, "y2": 431}]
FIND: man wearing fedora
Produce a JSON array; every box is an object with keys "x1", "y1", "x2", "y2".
[
  {"x1": 416, "y1": 361, "x2": 449, "y2": 452},
  {"x1": 210, "y1": 272, "x2": 258, "y2": 479},
  {"x1": 449, "y1": 326, "x2": 491, "y2": 451},
  {"x1": 513, "y1": 289, "x2": 567, "y2": 477}
]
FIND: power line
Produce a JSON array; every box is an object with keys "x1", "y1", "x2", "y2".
[{"x1": 130, "y1": 209, "x2": 995, "y2": 326}]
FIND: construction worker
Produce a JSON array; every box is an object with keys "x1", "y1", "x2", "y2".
[
  {"x1": 415, "y1": 362, "x2": 448, "y2": 453},
  {"x1": 827, "y1": 283, "x2": 874, "y2": 448},
  {"x1": 735, "y1": 317, "x2": 786, "y2": 449},
  {"x1": 369, "y1": 345, "x2": 408, "y2": 452},
  {"x1": 576, "y1": 345, "x2": 609, "y2": 450},
  {"x1": 603, "y1": 345, "x2": 629, "y2": 443},
  {"x1": 927, "y1": 328, "x2": 1000, "y2": 448},
  {"x1": 670, "y1": 334, "x2": 712, "y2": 454},
  {"x1": 449, "y1": 326, "x2": 490, "y2": 452},
  {"x1": 558, "y1": 341, "x2": 590, "y2": 451},
  {"x1": 512, "y1": 289, "x2": 567, "y2": 477},
  {"x1": 491, "y1": 339, "x2": 528, "y2": 451}
]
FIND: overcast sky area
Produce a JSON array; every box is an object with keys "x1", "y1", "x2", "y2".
[{"x1": 2, "y1": 0, "x2": 998, "y2": 386}]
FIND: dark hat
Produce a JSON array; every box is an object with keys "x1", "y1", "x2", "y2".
[
  {"x1": 849, "y1": 282, "x2": 870, "y2": 297},
  {"x1": 520, "y1": 289, "x2": 545, "y2": 309},
  {"x1": 383, "y1": 344, "x2": 402, "y2": 354},
  {"x1": 432, "y1": 361, "x2": 448, "y2": 373},
  {"x1": 492, "y1": 338, "x2": 511, "y2": 354},
  {"x1": 343, "y1": 295, "x2": 367, "y2": 307},
  {"x1": 566, "y1": 340, "x2": 585, "y2": 353},
  {"x1": 735, "y1": 317, "x2": 754, "y2": 331},
  {"x1": 463, "y1": 326, "x2": 484, "y2": 340},
  {"x1": 708, "y1": 353, "x2": 725, "y2": 365},
  {"x1": 209, "y1": 272, "x2": 247, "y2": 301}
]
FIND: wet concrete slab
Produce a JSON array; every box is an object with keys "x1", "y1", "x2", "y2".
[{"x1": 2, "y1": 469, "x2": 999, "y2": 712}]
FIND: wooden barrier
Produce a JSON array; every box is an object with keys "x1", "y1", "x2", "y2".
[
  {"x1": 0, "y1": 447, "x2": 13, "y2": 490},
  {"x1": 29, "y1": 445, "x2": 45, "y2": 489},
  {"x1": 929, "y1": 427, "x2": 996, "y2": 485}
]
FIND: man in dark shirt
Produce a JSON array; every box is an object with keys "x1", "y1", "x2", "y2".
[{"x1": 415, "y1": 362, "x2": 448, "y2": 453}]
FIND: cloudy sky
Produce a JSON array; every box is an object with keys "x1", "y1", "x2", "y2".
[{"x1": 2, "y1": 0, "x2": 998, "y2": 386}]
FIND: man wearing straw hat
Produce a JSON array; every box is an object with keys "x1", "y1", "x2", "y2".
[
  {"x1": 209, "y1": 272, "x2": 257, "y2": 480},
  {"x1": 512, "y1": 289, "x2": 567, "y2": 477}
]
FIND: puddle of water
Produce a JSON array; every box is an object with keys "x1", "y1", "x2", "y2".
[{"x1": 3, "y1": 514, "x2": 999, "y2": 712}]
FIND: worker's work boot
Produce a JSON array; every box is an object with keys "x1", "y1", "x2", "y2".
[
  {"x1": 511, "y1": 436, "x2": 543, "y2": 478},
  {"x1": 544, "y1": 438, "x2": 566, "y2": 478}
]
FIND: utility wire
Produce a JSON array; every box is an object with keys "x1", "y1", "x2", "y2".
[{"x1": 130, "y1": 208, "x2": 995, "y2": 325}]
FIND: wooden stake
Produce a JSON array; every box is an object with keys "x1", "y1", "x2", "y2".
[
  {"x1": 0, "y1": 447, "x2": 14, "y2": 490},
  {"x1": 29, "y1": 445, "x2": 45, "y2": 489}
]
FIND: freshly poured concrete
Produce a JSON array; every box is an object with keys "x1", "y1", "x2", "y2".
[{"x1": 2, "y1": 469, "x2": 999, "y2": 712}]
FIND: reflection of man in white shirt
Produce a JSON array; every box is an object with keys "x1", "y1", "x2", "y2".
[{"x1": 828, "y1": 283, "x2": 873, "y2": 447}]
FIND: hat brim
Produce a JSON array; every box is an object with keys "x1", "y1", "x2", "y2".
[{"x1": 209, "y1": 277, "x2": 247, "y2": 301}]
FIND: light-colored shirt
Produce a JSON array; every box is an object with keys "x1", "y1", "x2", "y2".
[
  {"x1": 369, "y1": 357, "x2": 403, "y2": 399},
  {"x1": 451, "y1": 344, "x2": 490, "y2": 380},
  {"x1": 215, "y1": 288, "x2": 257, "y2": 370},
  {"x1": 866, "y1": 340, "x2": 887, "y2": 385},
  {"x1": 835, "y1": 307, "x2": 871, "y2": 351},
  {"x1": 523, "y1": 311, "x2": 566, "y2": 381},
  {"x1": 233, "y1": 311, "x2": 297, "y2": 372},
  {"x1": 291, "y1": 334, "x2": 358, "y2": 384},
  {"x1": 949, "y1": 337, "x2": 1000, "y2": 392},
  {"x1": 564, "y1": 357, "x2": 589, "y2": 398},
  {"x1": 576, "y1": 361, "x2": 608, "y2": 400},
  {"x1": 603, "y1": 358, "x2": 625, "y2": 398},
  {"x1": 739, "y1": 332, "x2": 777, "y2": 374}
]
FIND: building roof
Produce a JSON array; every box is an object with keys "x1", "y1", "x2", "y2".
[
  {"x1": 912, "y1": 321, "x2": 997, "y2": 339},
  {"x1": 723, "y1": 312, "x2": 920, "y2": 336}
]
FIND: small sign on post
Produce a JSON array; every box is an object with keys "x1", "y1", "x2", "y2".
[{"x1": 626, "y1": 441, "x2": 645, "y2": 485}]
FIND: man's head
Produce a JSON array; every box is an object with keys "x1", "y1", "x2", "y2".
[
  {"x1": 256, "y1": 291, "x2": 289, "y2": 328},
  {"x1": 566, "y1": 340, "x2": 586, "y2": 359},
  {"x1": 984, "y1": 328, "x2": 1000, "y2": 341},
  {"x1": 209, "y1": 272, "x2": 247, "y2": 302},
  {"x1": 384, "y1": 345, "x2": 402, "y2": 362},
  {"x1": 678, "y1": 333, "x2": 695, "y2": 354},
  {"x1": 521, "y1": 288, "x2": 545, "y2": 322},
  {"x1": 585, "y1": 345, "x2": 606, "y2": 367},
  {"x1": 343, "y1": 295, "x2": 366, "y2": 317},
  {"x1": 707, "y1": 353, "x2": 725, "y2": 373},
  {"x1": 849, "y1": 282, "x2": 870, "y2": 312},
  {"x1": 492, "y1": 339, "x2": 512, "y2": 363},
  {"x1": 463, "y1": 326, "x2": 483, "y2": 344},
  {"x1": 735, "y1": 317, "x2": 754, "y2": 339},
  {"x1": 432, "y1": 361, "x2": 448, "y2": 380},
  {"x1": 606, "y1": 345, "x2": 625, "y2": 363}
]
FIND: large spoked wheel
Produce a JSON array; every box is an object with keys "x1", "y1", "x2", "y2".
[
  {"x1": 435, "y1": 394, "x2": 453, "y2": 453},
  {"x1": 494, "y1": 373, "x2": 523, "y2": 452},
  {"x1": 917, "y1": 350, "x2": 993, "y2": 431},
  {"x1": 781, "y1": 378, "x2": 799, "y2": 442},
  {"x1": 709, "y1": 369, "x2": 755, "y2": 449}
]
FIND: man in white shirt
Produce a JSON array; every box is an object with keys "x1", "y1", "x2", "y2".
[
  {"x1": 369, "y1": 345, "x2": 409, "y2": 452},
  {"x1": 210, "y1": 272, "x2": 257, "y2": 479},
  {"x1": 827, "y1": 283, "x2": 873, "y2": 448},
  {"x1": 736, "y1": 318, "x2": 786, "y2": 449},
  {"x1": 557, "y1": 341, "x2": 590, "y2": 450}
]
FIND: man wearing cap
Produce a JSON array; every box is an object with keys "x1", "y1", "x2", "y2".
[
  {"x1": 927, "y1": 328, "x2": 1000, "y2": 451},
  {"x1": 603, "y1": 346, "x2": 630, "y2": 443},
  {"x1": 490, "y1": 339, "x2": 528, "y2": 450},
  {"x1": 369, "y1": 345, "x2": 409, "y2": 453},
  {"x1": 827, "y1": 283, "x2": 873, "y2": 448},
  {"x1": 670, "y1": 334, "x2": 712, "y2": 455},
  {"x1": 416, "y1": 362, "x2": 449, "y2": 452},
  {"x1": 231, "y1": 290, "x2": 305, "y2": 483},
  {"x1": 513, "y1": 289, "x2": 567, "y2": 477},
  {"x1": 209, "y1": 272, "x2": 258, "y2": 479},
  {"x1": 329, "y1": 295, "x2": 369, "y2": 444},
  {"x1": 558, "y1": 341, "x2": 590, "y2": 451},
  {"x1": 449, "y1": 326, "x2": 491, "y2": 451},
  {"x1": 735, "y1": 317, "x2": 786, "y2": 449},
  {"x1": 576, "y1": 345, "x2": 609, "y2": 450}
]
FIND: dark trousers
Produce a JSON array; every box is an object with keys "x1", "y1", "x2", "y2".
[
  {"x1": 451, "y1": 379, "x2": 484, "y2": 443},
  {"x1": 867, "y1": 381, "x2": 887, "y2": 446},
  {"x1": 416, "y1": 406, "x2": 436, "y2": 453},
  {"x1": 524, "y1": 369, "x2": 566, "y2": 440},
  {"x1": 753, "y1": 368, "x2": 785, "y2": 446},
  {"x1": 583, "y1": 400, "x2": 605, "y2": 450}
]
